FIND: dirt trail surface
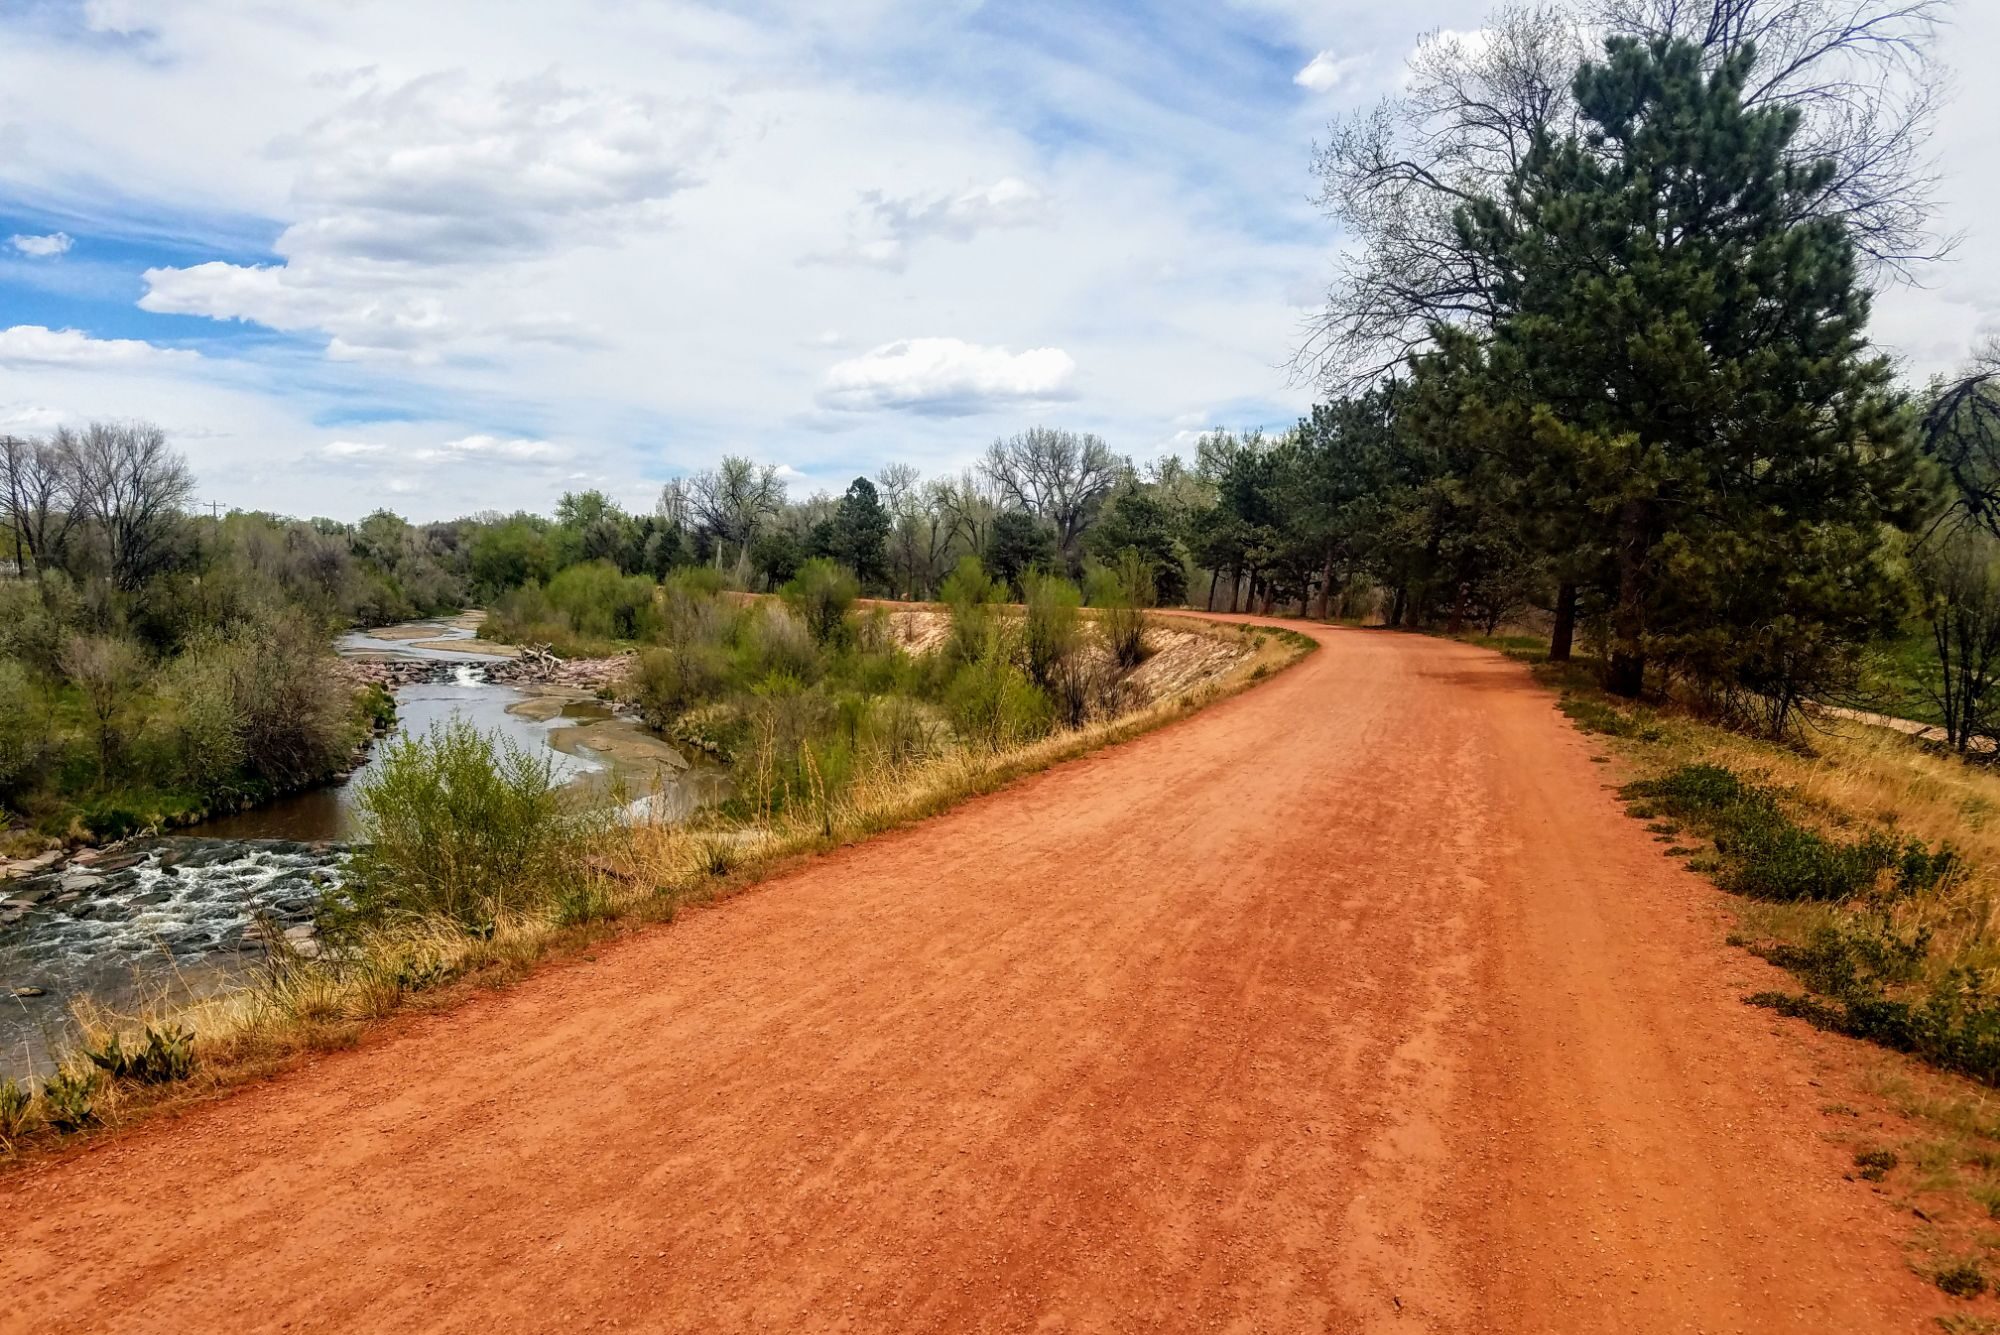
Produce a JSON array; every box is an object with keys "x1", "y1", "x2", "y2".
[{"x1": 0, "y1": 622, "x2": 1944, "y2": 1333}]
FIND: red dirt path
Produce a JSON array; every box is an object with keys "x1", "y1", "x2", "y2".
[{"x1": 0, "y1": 622, "x2": 1944, "y2": 1332}]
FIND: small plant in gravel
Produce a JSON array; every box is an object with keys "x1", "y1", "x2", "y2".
[
  {"x1": 40, "y1": 1068, "x2": 100, "y2": 1133},
  {"x1": 85, "y1": 1024, "x2": 196, "y2": 1085},
  {"x1": 0, "y1": 1077, "x2": 31, "y2": 1144},
  {"x1": 1853, "y1": 1147, "x2": 1899, "y2": 1181},
  {"x1": 1936, "y1": 1259, "x2": 1989, "y2": 1299}
]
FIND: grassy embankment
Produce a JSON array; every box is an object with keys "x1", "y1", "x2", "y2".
[
  {"x1": 1489, "y1": 634, "x2": 2000, "y2": 1300},
  {"x1": 0, "y1": 594, "x2": 1313, "y2": 1164}
]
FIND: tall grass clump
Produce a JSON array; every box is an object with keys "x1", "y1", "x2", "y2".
[{"x1": 342, "y1": 718, "x2": 607, "y2": 929}]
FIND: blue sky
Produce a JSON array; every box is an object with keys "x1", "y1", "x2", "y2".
[{"x1": 0, "y1": 0, "x2": 1992, "y2": 520}]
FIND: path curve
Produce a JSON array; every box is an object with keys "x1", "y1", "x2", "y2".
[{"x1": 0, "y1": 621, "x2": 1941, "y2": 1333}]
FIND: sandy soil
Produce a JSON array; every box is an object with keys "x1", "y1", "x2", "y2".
[{"x1": 0, "y1": 621, "x2": 1948, "y2": 1333}]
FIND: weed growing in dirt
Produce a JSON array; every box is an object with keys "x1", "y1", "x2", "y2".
[
  {"x1": 0, "y1": 1078, "x2": 29, "y2": 1143},
  {"x1": 84, "y1": 1024, "x2": 196, "y2": 1085},
  {"x1": 1853, "y1": 1146, "x2": 1899, "y2": 1181},
  {"x1": 1936, "y1": 1259, "x2": 1989, "y2": 1298},
  {"x1": 39, "y1": 1068, "x2": 99, "y2": 1133}
]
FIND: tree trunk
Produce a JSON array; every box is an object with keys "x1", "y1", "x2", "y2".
[
  {"x1": 1606, "y1": 500, "x2": 1649, "y2": 697},
  {"x1": 1315, "y1": 551, "x2": 1334, "y2": 620},
  {"x1": 1389, "y1": 584, "x2": 1408, "y2": 628},
  {"x1": 1549, "y1": 581, "x2": 1577, "y2": 663},
  {"x1": 1205, "y1": 568, "x2": 1218, "y2": 612},
  {"x1": 1226, "y1": 568, "x2": 1240, "y2": 614},
  {"x1": 1447, "y1": 583, "x2": 1468, "y2": 636}
]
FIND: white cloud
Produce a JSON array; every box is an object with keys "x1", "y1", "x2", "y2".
[
  {"x1": 0, "y1": 325, "x2": 194, "y2": 368},
  {"x1": 321, "y1": 439, "x2": 387, "y2": 457},
  {"x1": 9, "y1": 231, "x2": 73, "y2": 257},
  {"x1": 1293, "y1": 50, "x2": 1361, "y2": 93},
  {"x1": 437, "y1": 433, "x2": 563, "y2": 462},
  {"x1": 277, "y1": 71, "x2": 716, "y2": 266},
  {"x1": 818, "y1": 338, "x2": 1077, "y2": 416},
  {"x1": 137, "y1": 71, "x2": 717, "y2": 363}
]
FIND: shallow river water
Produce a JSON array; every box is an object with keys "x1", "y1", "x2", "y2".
[{"x1": 1, "y1": 619, "x2": 714, "y2": 1079}]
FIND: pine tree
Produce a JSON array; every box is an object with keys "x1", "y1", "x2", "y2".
[
  {"x1": 1451, "y1": 35, "x2": 1919, "y2": 708},
  {"x1": 829, "y1": 477, "x2": 891, "y2": 592}
]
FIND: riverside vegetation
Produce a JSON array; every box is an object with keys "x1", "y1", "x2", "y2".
[{"x1": 0, "y1": 551, "x2": 1309, "y2": 1158}]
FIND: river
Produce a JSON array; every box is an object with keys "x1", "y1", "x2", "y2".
[{"x1": 0, "y1": 618, "x2": 720, "y2": 1080}]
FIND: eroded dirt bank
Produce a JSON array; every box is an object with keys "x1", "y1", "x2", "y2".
[{"x1": 0, "y1": 622, "x2": 1944, "y2": 1333}]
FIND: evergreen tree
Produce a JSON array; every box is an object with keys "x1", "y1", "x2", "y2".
[
  {"x1": 829, "y1": 477, "x2": 891, "y2": 591},
  {"x1": 1450, "y1": 35, "x2": 1919, "y2": 709}
]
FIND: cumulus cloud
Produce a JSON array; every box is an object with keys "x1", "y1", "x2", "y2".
[
  {"x1": 278, "y1": 71, "x2": 716, "y2": 266},
  {"x1": 138, "y1": 71, "x2": 716, "y2": 362},
  {"x1": 1293, "y1": 50, "x2": 1362, "y2": 93},
  {"x1": 818, "y1": 337, "x2": 1076, "y2": 416},
  {"x1": 807, "y1": 177, "x2": 1048, "y2": 271},
  {"x1": 9, "y1": 231, "x2": 73, "y2": 257},
  {"x1": 0, "y1": 324, "x2": 194, "y2": 367}
]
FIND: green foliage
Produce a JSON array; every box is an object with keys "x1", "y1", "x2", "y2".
[
  {"x1": 85, "y1": 1024, "x2": 196, "y2": 1085},
  {"x1": 828, "y1": 477, "x2": 891, "y2": 591},
  {"x1": 1935, "y1": 1261, "x2": 1988, "y2": 1299},
  {"x1": 940, "y1": 556, "x2": 1001, "y2": 665},
  {"x1": 1438, "y1": 36, "x2": 1917, "y2": 710},
  {"x1": 783, "y1": 558, "x2": 860, "y2": 646},
  {"x1": 39, "y1": 1068, "x2": 99, "y2": 1133},
  {"x1": 1021, "y1": 571, "x2": 1082, "y2": 693},
  {"x1": 1087, "y1": 549, "x2": 1154, "y2": 669},
  {"x1": 345, "y1": 719, "x2": 605, "y2": 929},
  {"x1": 1625, "y1": 764, "x2": 1956, "y2": 902},
  {"x1": 630, "y1": 644, "x2": 728, "y2": 729},
  {"x1": 0, "y1": 657, "x2": 49, "y2": 804},
  {"x1": 1089, "y1": 488, "x2": 1187, "y2": 605},
  {"x1": 1852, "y1": 1147, "x2": 1898, "y2": 1182},
  {"x1": 945, "y1": 653, "x2": 1054, "y2": 750},
  {"x1": 0, "y1": 1076, "x2": 30, "y2": 1143},
  {"x1": 984, "y1": 510, "x2": 1058, "y2": 596}
]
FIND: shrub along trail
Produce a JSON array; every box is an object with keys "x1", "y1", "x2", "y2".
[{"x1": 0, "y1": 621, "x2": 1946, "y2": 1333}]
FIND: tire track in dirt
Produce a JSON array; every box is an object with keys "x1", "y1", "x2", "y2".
[{"x1": 0, "y1": 621, "x2": 1948, "y2": 1333}]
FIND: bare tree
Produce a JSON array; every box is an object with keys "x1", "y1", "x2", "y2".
[
  {"x1": 981, "y1": 428, "x2": 1122, "y2": 564},
  {"x1": 1913, "y1": 516, "x2": 2000, "y2": 751},
  {"x1": 687, "y1": 456, "x2": 785, "y2": 581},
  {"x1": 1923, "y1": 338, "x2": 2000, "y2": 532},
  {"x1": 0, "y1": 432, "x2": 85, "y2": 578},
  {"x1": 1301, "y1": 0, "x2": 1951, "y2": 389},
  {"x1": 930, "y1": 470, "x2": 998, "y2": 562},
  {"x1": 62, "y1": 422, "x2": 195, "y2": 591}
]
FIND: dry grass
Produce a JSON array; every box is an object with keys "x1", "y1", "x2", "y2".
[
  {"x1": 0, "y1": 618, "x2": 1310, "y2": 1166},
  {"x1": 1590, "y1": 684, "x2": 2000, "y2": 986}
]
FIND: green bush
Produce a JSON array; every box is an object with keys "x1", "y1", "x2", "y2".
[
  {"x1": 631, "y1": 644, "x2": 729, "y2": 729},
  {"x1": 0, "y1": 657, "x2": 49, "y2": 804},
  {"x1": 545, "y1": 560, "x2": 663, "y2": 642},
  {"x1": 783, "y1": 558, "x2": 859, "y2": 646},
  {"x1": 946, "y1": 654, "x2": 1054, "y2": 750},
  {"x1": 1087, "y1": 549, "x2": 1154, "y2": 669},
  {"x1": 737, "y1": 604, "x2": 821, "y2": 682},
  {"x1": 941, "y1": 556, "x2": 1001, "y2": 666},
  {"x1": 1623, "y1": 764, "x2": 1955, "y2": 901},
  {"x1": 1021, "y1": 571, "x2": 1082, "y2": 694},
  {"x1": 345, "y1": 718, "x2": 606, "y2": 929}
]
